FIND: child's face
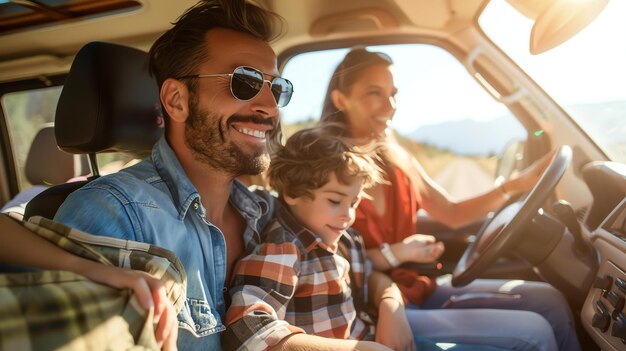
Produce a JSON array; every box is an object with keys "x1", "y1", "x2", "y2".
[{"x1": 284, "y1": 172, "x2": 364, "y2": 249}]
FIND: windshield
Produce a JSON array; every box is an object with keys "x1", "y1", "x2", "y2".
[{"x1": 479, "y1": 0, "x2": 626, "y2": 163}]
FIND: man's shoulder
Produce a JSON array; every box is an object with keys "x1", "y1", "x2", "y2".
[
  {"x1": 79, "y1": 161, "x2": 161, "y2": 196},
  {"x1": 54, "y1": 160, "x2": 168, "y2": 236}
]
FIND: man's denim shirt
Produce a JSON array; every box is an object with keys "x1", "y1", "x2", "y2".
[{"x1": 54, "y1": 137, "x2": 272, "y2": 351}]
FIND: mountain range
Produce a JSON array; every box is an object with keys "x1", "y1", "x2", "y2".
[
  {"x1": 405, "y1": 101, "x2": 626, "y2": 157},
  {"x1": 406, "y1": 115, "x2": 526, "y2": 156}
]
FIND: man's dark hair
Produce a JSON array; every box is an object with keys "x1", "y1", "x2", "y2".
[{"x1": 148, "y1": 0, "x2": 283, "y2": 91}]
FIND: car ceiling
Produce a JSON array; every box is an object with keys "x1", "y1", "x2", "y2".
[{"x1": 0, "y1": 0, "x2": 485, "y2": 83}]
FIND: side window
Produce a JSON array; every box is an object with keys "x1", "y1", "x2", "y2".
[
  {"x1": 281, "y1": 44, "x2": 527, "y2": 200},
  {"x1": 2, "y1": 87, "x2": 61, "y2": 189},
  {"x1": 2, "y1": 86, "x2": 135, "y2": 193}
]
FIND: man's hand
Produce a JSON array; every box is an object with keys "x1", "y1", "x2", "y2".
[
  {"x1": 375, "y1": 298, "x2": 415, "y2": 351},
  {"x1": 78, "y1": 264, "x2": 179, "y2": 350},
  {"x1": 0, "y1": 216, "x2": 178, "y2": 350},
  {"x1": 398, "y1": 234, "x2": 444, "y2": 264}
]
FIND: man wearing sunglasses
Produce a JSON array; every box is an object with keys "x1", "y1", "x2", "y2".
[
  {"x1": 47, "y1": 0, "x2": 406, "y2": 349},
  {"x1": 0, "y1": 0, "x2": 555, "y2": 349},
  {"x1": 51, "y1": 0, "x2": 294, "y2": 350}
]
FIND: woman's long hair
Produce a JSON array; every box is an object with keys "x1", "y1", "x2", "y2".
[
  {"x1": 318, "y1": 48, "x2": 424, "y2": 196},
  {"x1": 320, "y1": 48, "x2": 392, "y2": 127}
]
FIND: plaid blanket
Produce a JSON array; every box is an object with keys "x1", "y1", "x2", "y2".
[{"x1": 0, "y1": 216, "x2": 186, "y2": 351}]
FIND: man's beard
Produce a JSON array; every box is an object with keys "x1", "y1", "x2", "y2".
[{"x1": 184, "y1": 95, "x2": 272, "y2": 177}]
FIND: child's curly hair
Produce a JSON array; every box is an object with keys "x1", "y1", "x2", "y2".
[{"x1": 268, "y1": 125, "x2": 381, "y2": 200}]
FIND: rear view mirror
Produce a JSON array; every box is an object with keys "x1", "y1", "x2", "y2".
[{"x1": 506, "y1": 0, "x2": 609, "y2": 55}]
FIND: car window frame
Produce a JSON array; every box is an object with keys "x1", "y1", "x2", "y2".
[
  {"x1": 0, "y1": 73, "x2": 66, "y2": 203},
  {"x1": 277, "y1": 35, "x2": 549, "y2": 172}
]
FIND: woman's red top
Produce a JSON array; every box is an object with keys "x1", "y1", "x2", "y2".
[{"x1": 352, "y1": 164, "x2": 436, "y2": 304}]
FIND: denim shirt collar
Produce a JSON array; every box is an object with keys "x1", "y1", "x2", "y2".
[
  {"x1": 152, "y1": 137, "x2": 200, "y2": 220},
  {"x1": 151, "y1": 136, "x2": 269, "y2": 222}
]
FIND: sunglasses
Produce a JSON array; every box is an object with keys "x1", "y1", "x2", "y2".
[{"x1": 178, "y1": 66, "x2": 294, "y2": 108}]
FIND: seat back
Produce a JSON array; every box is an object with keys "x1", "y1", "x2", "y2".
[
  {"x1": 25, "y1": 123, "x2": 88, "y2": 186},
  {"x1": 23, "y1": 42, "x2": 163, "y2": 221},
  {"x1": 1, "y1": 124, "x2": 89, "y2": 216}
]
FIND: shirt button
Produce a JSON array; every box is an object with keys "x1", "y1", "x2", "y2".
[
  {"x1": 223, "y1": 286, "x2": 228, "y2": 293},
  {"x1": 193, "y1": 202, "x2": 199, "y2": 211}
]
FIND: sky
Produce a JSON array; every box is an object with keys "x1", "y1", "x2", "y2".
[
  {"x1": 280, "y1": 44, "x2": 509, "y2": 133},
  {"x1": 280, "y1": 0, "x2": 626, "y2": 136},
  {"x1": 480, "y1": 0, "x2": 626, "y2": 106}
]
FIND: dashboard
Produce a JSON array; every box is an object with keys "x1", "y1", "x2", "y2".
[{"x1": 580, "y1": 162, "x2": 626, "y2": 350}]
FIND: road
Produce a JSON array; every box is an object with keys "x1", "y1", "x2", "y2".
[{"x1": 433, "y1": 157, "x2": 495, "y2": 200}]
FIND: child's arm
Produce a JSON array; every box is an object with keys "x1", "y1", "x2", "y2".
[
  {"x1": 369, "y1": 271, "x2": 416, "y2": 351},
  {"x1": 225, "y1": 241, "x2": 395, "y2": 351},
  {"x1": 271, "y1": 334, "x2": 393, "y2": 351},
  {"x1": 224, "y1": 241, "x2": 305, "y2": 350},
  {"x1": 0, "y1": 215, "x2": 178, "y2": 350}
]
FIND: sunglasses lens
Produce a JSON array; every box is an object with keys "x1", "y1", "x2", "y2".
[
  {"x1": 231, "y1": 66, "x2": 293, "y2": 107},
  {"x1": 231, "y1": 67, "x2": 264, "y2": 100},
  {"x1": 271, "y1": 78, "x2": 294, "y2": 107}
]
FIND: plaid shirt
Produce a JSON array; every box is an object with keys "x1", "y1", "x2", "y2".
[
  {"x1": 0, "y1": 216, "x2": 186, "y2": 351},
  {"x1": 223, "y1": 202, "x2": 375, "y2": 351}
]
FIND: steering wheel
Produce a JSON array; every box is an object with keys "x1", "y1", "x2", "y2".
[{"x1": 451, "y1": 145, "x2": 572, "y2": 287}]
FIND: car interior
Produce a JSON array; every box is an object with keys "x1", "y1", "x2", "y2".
[
  {"x1": 21, "y1": 41, "x2": 163, "y2": 221},
  {"x1": 1, "y1": 123, "x2": 88, "y2": 216},
  {"x1": 0, "y1": 0, "x2": 625, "y2": 350}
]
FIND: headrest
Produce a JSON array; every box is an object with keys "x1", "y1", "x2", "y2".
[
  {"x1": 55, "y1": 42, "x2": 164, "y2": 156},
  {"x1": 25, "y1": 124, "x2": 88, "y2": 185}
]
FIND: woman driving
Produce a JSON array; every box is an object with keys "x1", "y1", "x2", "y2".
[{"x1": 318, "y1": 47, "x2": 580, "y2": 351}]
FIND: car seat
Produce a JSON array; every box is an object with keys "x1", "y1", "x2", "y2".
[
  {"x1": 23, "y1": 41, "x2": 163, "y2": 221},
  {"x1": 1, "y1": 124, "x2": 89, "y2": 216}
]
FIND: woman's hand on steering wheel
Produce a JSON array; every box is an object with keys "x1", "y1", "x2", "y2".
[
  {"x1": 506, "y1": 150, "x2": 555, "y2": 195},
  {"x1": 451, "y1": 146, "x2": 572, "y2": 287}
]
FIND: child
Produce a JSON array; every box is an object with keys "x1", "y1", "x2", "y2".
[{"x1": 222, "y1": 127, "x2": 503, "y2": 351}]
